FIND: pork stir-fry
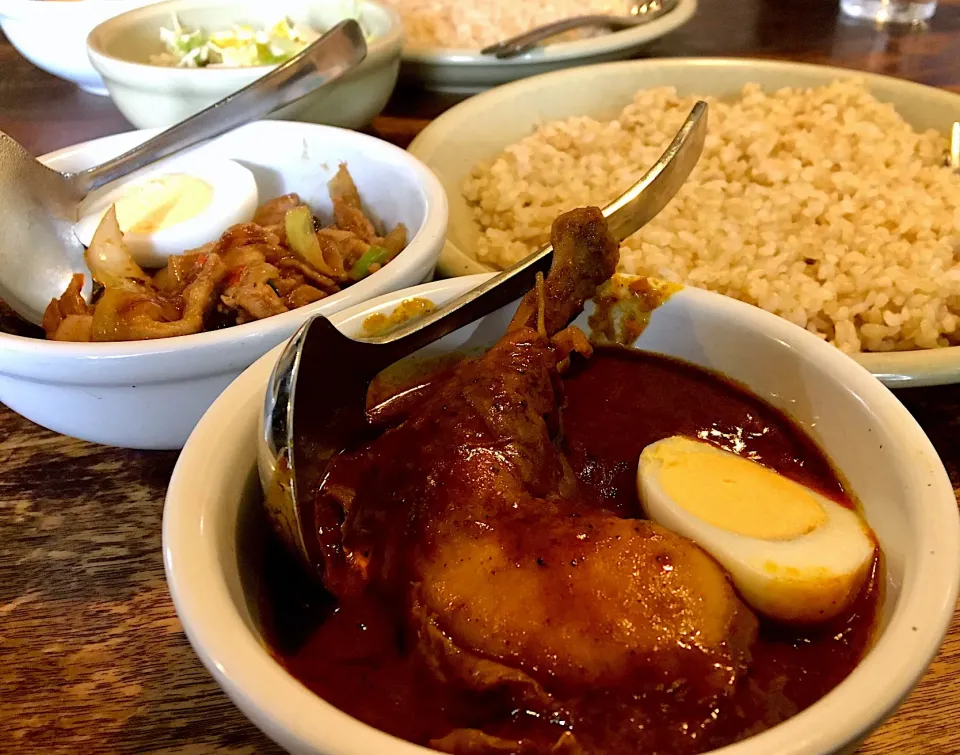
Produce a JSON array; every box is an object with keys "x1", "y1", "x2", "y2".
[
  {"x1": 312, "y1": 208, "x2": 758, "y2": 753},
  {"x1": 42, "y1": 165, "x2": 407, "y2": 342}
]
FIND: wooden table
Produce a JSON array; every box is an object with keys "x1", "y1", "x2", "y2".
[{"x1": 2, "y1": 0, "x2": 960, "y2": 752}]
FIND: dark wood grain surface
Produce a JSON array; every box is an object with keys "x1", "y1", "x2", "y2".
[{"x1": 2, "y1": 0, "x2": 960, "y2": 752}]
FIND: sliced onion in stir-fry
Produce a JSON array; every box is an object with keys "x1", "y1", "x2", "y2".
[
  {"x1": 327, "y1": 163, "x2": 363, "y2": 210},
  {"x1": 284, "y1": 205, "x2": 327, "y2": 269},
  {"x1": 285, "y1": 205, "x2": 344, "y2": 278},
  {"x1": 84, "y1": 206, "x2": 151, "y2": 288},
  {"x1": 379, "y1": 224, "x2": 408, "y2": 256}
]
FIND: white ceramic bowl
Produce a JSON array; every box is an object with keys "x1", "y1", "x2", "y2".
[
  {"x1": 408, "y1": 57, "x2": 960, "y2": 387},
  {"x1": 0, "y1": 121, "x2": 446, "y2": 450},
  {"x1": 164, "y1": 274, "x2": 959, "y2": 755},
  {"x1": 87, "y1": 0, "x2": 403, "y2": 129},
  {"x1": 398, "y1": 0, "x2": 696, "y2": 93},
  {"x1": 0, "y1": 0, "x2": 155, "y2": 94}
]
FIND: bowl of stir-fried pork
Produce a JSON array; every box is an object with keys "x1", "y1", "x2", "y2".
[
  {"x1": 0, "y1": 121, "x2": 447, "y2": 450},
  {"x1": 163, "y1": 208, "x2": 958, "y2": 755}
]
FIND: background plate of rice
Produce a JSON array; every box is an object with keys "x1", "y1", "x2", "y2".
[
  {"x1": 408, "y1": 58, "x2": 960, "y2": 387},
  {"x1": 383, "y1": 0, "x2": 697, "y2": 92}
]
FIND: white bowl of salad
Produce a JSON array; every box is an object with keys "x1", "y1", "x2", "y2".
[
  {"x1": 86, "y1": 0, "x2": 403, "y2": 129},
  {"x1": 0, "y1": 0, "x2": 157, "y2": 95}
]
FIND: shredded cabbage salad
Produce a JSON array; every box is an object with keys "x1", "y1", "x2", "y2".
[{"x1": 151, "y1": 11, "x2": 369, "y2": 68}]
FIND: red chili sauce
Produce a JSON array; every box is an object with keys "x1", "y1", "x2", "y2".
[{"x1": 257, "y1": 347, "x2": 880, "y2": 754}]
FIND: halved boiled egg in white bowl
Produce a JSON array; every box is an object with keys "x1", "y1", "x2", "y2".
[
  {"x1": 73, "y1": 158, "x2": 259, "y2": 267},
  {"x1": 0, "y1": 121, "x2": 447, "y2": 450},
  {"x1": 638, "y1": 435, "x2": 876, "y2": 624}
]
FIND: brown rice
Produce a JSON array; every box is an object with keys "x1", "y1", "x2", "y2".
[
  {"x1": 463, "y1": 80, "x2": 960, "y2": 353},
  {"x1": 379, "y1": 0, "x2": 627, "y2": 49}
]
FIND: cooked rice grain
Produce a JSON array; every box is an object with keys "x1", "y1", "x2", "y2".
[
  {"x1": 463, "y1": 80, "x2": 960, "y2": 353},
  {"x1": 380, "y1": 0, "x2": 627, "y2": 49}
]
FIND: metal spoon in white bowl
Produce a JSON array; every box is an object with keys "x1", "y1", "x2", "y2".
[
  {"x1": 480, "y1": 0, "x2": 678, "y2": 59},
  {"x1": 0, "y1": 19, "x2": 367, "y2": 326},
  {"x1": 258, "y1": 101, "x2": 707, "y2": 571}
]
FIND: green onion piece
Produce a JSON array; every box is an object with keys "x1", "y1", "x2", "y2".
[{"x1": 348, "y1": 245, "x2": 392, "y2": 281}]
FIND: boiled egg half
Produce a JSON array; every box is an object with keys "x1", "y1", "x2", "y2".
[
  {"x1": 74, "y1": 158, "x2": 259, "y2": 268},
  {"x1": 638, "y1": 435, "x2": 875, "y2": 624}
]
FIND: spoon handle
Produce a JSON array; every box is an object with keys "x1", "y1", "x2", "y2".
[
  {"x1": 480, "y1": 0, "x2": 678, "y2": 59},
  {"x1": 373, "y1": 100, "x2": 707, "y2": 356},
  {"x1": 67, "y1": 19, "x2": 368, "y2": 195}
]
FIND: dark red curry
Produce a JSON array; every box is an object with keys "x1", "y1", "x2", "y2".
[{"x1": 257, "y1": 347, "x2": 879, "y2": 754}]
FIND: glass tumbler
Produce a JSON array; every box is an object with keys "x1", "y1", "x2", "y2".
[{"x1": 840, "y1": 0, "x2": 937, "y2": 23}]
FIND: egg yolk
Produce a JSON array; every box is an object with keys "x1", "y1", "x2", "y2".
[
  {"x1": 649, "y1": 438, "x2": 828, "y2": 540},
  {"x1": 114, "y1": 174, "x2": 214, "y2": 236}
]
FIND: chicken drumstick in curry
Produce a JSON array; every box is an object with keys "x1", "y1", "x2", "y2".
[{"x1": 311, "y1": 207, "x2": 759, "y2": 754}]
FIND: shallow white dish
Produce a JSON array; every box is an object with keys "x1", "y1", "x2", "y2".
[
  {"x1": 0, "y1": 121, "x2": 446, "y2": 450},
  {"x1": 0, "y1": 0, "x2": 156, "y2": 94},
  {"x1": 87, "y1": 0, "x2": 404, "y2": 129},
  {"x1": 398, "y1": 0, "x2": 696, "y2": 93},
  {"x1": 408, "y1": 57, "x2": 960, "y2": 387},
  {"x1": 165, "y1": 273, "x2": 959, "y2": 755}
]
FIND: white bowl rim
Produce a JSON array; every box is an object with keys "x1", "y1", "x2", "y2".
[
  {"x1": 0, "y1": 120, "x2": 447, "y2": 376},
  {"x1": 411, "y1": 55, "x2": 960, "y2": 149},
  {"x1": 396, "y1": 0, "x2": 696, "y2": 65},
  {"x1": 164, "y1": 274, "x2": 960, "y2": 755},
  {"x1": 0, "y1": 0, "x2": 148, "y2": 21},
  {"x1": 407, "y1": 55, "x2": 960, "y2": 387},
  {"x1": 85, "y1": 0, "x2": 404, "y2": 74}
]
